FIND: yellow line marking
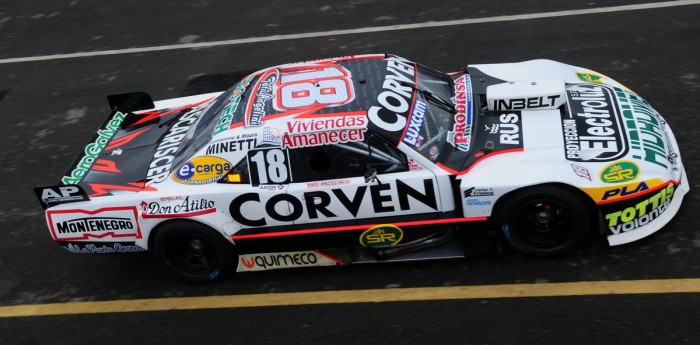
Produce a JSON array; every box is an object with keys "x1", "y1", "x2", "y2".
[{"x1": 1, "y1": 278, "x2": 699, "y2": 318}]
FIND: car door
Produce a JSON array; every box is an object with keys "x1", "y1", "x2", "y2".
[{"x1": 285, "y1": 133, "x2": 442, "y2": 229}]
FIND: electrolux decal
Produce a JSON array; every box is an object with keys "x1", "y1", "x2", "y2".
[
  {"x1": 402, "y1": 100, "x2": 427, "y2": 146},
  {"x1": 47, "y1": 207, "x2": 142, "y2": 241},
  {"x1": 236, "y1": 251, "x2": 338, "y2": 272},
  {"x1": 605, "y1": 182, "x2": 675, "y2": 235},
  {"x1": 561, "y1": 84, "x2": 627, "y2": 162},
  {"x1": 62, "y1": 111, "x2": 126, "y2": 185},
  {"x1": 229, "y1": 178, "x2": 438, "y2": 227},
  {"x1": 172, "y1": 156, "x2": 232, "y2": 185},
  {"x1": 613, "y1": 87, "x2": 671, "y2": 169},
  {"x1": 145, "y1": 107, "x2": 204, "y2": 185},
  {"x1": 213, "y1": 74, "x2": 255, "y2": 134},
  {"x1": 447, "y1": 74, "x2": 473, "y2": 152},
  {"x1": 141, "y1": 196, "x2": 216, "y2": 218}
]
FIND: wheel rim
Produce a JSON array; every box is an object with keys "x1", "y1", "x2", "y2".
[
  {"x1": 163, "y1": 233, "x2": 219, "y2": 276},
  {"x1": 513, "y1": 198, "x2": 576, "y2": 251}
]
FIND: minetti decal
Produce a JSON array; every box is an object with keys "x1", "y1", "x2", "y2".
[
  {"x1": 62, "y1": 111, "x2": 126, "y2": 185},
  {"x1": 47, "y1": 206, "x2": 142, "y2": 241},
  {"x1": 205, "y1": 137, "x2": 257, "y2": 155},
  {"x1": 447, "y1": 74, "x2": 473, "y2": 152},
  {"x1": 562, "y1": 84, "x2": 628, "y2": 162},
  {"x1": 140, "y1": 196, "x2": 216, "y2": 218},
  {"x1": 236, "y1": 251, "x2": 339, "y2": 272},
  {"x1": 146, "y1": 107, "x2": 204, "y2": 185}
]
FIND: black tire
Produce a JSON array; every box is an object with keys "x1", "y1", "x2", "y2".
[
  {"x1": 497, "y1": 186, "x2": 590, "y2": 256},
  {"x1": 154, "y1": 221, "x2": 236, "y2": 282}
]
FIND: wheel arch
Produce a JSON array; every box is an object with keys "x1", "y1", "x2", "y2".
[{"x1": 147, "y1": 218, "x2": 233, "y2": 252}]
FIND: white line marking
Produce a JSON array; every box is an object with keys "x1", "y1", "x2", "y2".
[{"x1": 2, "y1": 0, "x2": 699, "y2": 64}]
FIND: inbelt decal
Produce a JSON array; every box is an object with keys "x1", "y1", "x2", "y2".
[
  {"x1": 359, "y1": 224, "x2": 403, "y2": 247},
  {"x1": 229, "y1": 178, "x2": 437, "y2": 227},
  {"x1": 236, "y1": 251, "x2": 338, "y2": 272},
  {"x1": 613, "y1": 87, "x2": 672, "y2": 169},
  {"x1": 599, "y1": 161, "x2": 640, "y2": 184},
  {"x1": 173, "y1": 156, "x2": 232, "y2": 185},
  {"x1": 47, "y1": 207, "x2": 142, "y2": 241},
  {"x1": 146, "y1": 107, "x2": 204, "y2": 185},
  {"x1": 62, "y1": 112, "x2": 126, "y2": 185},
  {"x1": 367, "y1": 56, "x2": 415, "y2": 132},
  {"x1": 562, "y1": 84, "x2": 628, "y2": 162},
  {"x1": 403, "y1": 100, "x2": 427, "y2": 146},
  {"x1": 605, "y1": 182, "x2": 675, "y2": 235},
  {"x1": 491, "y1": 95, "x2": 561, "y2": 111},
  {"x1": 447, "y1": 74, "x2": 473, "y2": 152}
]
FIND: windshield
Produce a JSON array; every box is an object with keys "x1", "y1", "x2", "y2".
[
  {"x1": 170, "y1": 74, "x2": 257, "y2": 169},
  {"x1": 402, "y1": 65, "x2": 458, "y2": 162}
]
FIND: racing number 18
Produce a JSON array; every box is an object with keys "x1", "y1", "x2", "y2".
[
  {"x1": 248, "y1": 149, "x2": 291, "y2": 186},
  {"x1": 276, "y1": 65, "x2": 355, "y2": 110}
]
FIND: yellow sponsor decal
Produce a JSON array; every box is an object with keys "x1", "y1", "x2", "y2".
[
  {"x1": 359, "y1": 224, "x2": 403, "y2": 247},
  {"x1": 600, "y1": 161, "x2": 640, "y2": 184},
  {"x1": 582, "y1": 178, "x2": 663, "y2": 202}
]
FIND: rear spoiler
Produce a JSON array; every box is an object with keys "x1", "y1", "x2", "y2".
[
  {"x1": 34, "y1": 185, "x2": 89, "y2": 209},
  {"x1": 58, "y1": 92, "x2": 155, "y2": 186}
]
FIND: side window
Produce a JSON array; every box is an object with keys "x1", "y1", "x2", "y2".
[{"x1": 288, "y1": 133, "x2": 408, "y2": 183}]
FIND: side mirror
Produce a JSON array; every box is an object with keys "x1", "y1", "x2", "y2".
[{"x1": 364, "y1": 167, "x2": 378, "y2": 183}]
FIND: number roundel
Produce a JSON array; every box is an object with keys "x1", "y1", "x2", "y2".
[
  {"x1": 248, "y1": 149, "x2": 291, "y2": 186},
  {"x1": 275, "y1": 65, "x2": 355, "y2": 110}
]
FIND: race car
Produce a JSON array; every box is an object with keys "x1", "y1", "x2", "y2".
[{"x1": 34, "y1": 54, "x2": 688, "y2": 281}]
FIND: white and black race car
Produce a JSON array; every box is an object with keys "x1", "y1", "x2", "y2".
[{"x1": 35, "y1": 54, "x2": 688, "y2": 281}]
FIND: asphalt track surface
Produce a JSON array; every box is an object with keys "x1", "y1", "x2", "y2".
[{"x1": 0, "y1": 0, "x2": 699, "y2": 344}]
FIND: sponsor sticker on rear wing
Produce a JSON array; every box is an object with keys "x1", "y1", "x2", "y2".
[
  {"x1": 60, "y1": 110, "x2": 127, "y2": 185},
  {"x1": 34, "y1": 185, "x2": 90, "y2": 209}
]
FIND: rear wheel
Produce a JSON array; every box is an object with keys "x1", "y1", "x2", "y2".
[
  {"x1": 498, "y1": 186, "x2": 590, "y2": 256},
  {"x1": 154, "y1": 221, "x2": 236, "y2": 282}
]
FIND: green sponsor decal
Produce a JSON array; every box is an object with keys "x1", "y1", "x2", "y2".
[
  {"x1": 213, "y1": 74, "x2": 256, "y2": 135},
  {"x1": 576, "y1": 72, "x2": 604, "y2": 84},
  {"x1": 61, "y1": 112, "x2": 126, "y2": 185},
  {"x1": 600, "y1": 161, "x2": 640, "y2": 184},
  {"x1": 359, "y1": 224, "x2": 403, "y2": 247},
  {"x1": 613, "y1": 87, "x2": 669, "y2": 169}
]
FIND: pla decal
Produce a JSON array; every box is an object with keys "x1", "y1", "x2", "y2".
[
  {"x1": 403, "y1": 100, "x2": 427, "y2": 146},
  {"x1": 359, "y1": 224, "x2": 404, "y2": 247},
  {"x1": 613, "y1": 87, "x2": 671, "y2": 169},
  {"x1": 605, "y1": 183, "x2": 675, "y2": 235},
  {"x1": 141, "y1": 196, "x2": 216, "y2": 218},
  {"x1": 600, "y1": 161, "x2": 640, "y2": 184},
  {"x1": 236, "y1": 251, "x2": 338, "y2": 272},
  {"x1": 447, "y1": 74, "x2": 473, "y2": 152},
  {"x1": 146, "y1": 107, "x2": 204, "y2": 185},
  {"x1": 213, "y1": 74, "x2": 255, "y2": 134},
  {"x1": 561, "y1": 84, "x2": 627, "y2": 162},
  {"x1": 173, "y1": 156, "x2": 232, "y2": 185},
  {"x1": 47, "y1": 206, "x2": 142, "y2": 241},
  {"x1": 582, "y1": 179, "x2": 662, "y2": 202},
  {"x1": 62, "y1": 111, "x2": 126, "y2": 185}
]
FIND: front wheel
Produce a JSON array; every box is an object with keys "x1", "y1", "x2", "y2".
[
  {"x1": 497, "y1": 186, "x2": 591, "y2": 256},
  {"x1": 154, "y1": 221, "x2": 236, "y2": 282}
]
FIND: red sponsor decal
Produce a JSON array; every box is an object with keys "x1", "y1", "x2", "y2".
[
  {"x1": 87, "y1": 181, "x2": 157, "y2": 198},
  {"x1": 47, "y1": 206, "x2": 142, "y2": 241},
  {"x1": 91, "y1": 159, "x2": 121, "y2": 173},
  {"x1": 105, "y1": 127, "x2": 150, "y2": 151}
]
